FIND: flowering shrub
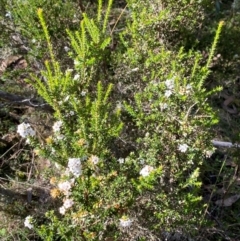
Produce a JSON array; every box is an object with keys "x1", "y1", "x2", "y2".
[{"x1": 14, "y1": 0, "x2": 224, "y2": 240}]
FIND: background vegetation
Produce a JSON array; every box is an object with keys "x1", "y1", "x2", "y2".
[{"x1": 1, "y1": 0, "x2": 240, "y2": 240}]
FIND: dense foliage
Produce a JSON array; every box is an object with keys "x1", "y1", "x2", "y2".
[{"x1": 1, "y1": 0, "x2": 240, "y2": 241}]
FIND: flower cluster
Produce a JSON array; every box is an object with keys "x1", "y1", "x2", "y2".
[
  {"x1": 165, "y1": 78, "x2": 175, "y2": 90},
  {"x1": 117, "y1": 158, "x2": 125, "y2": 164},
  {"x1": 74, "y1": 59, "x2": 80, "y2": 67},
  {"x1": 5, "y1": 11, "x2": 12, "y2": 18},
  {"x1": 179, "y1": 84, "x2": 192, "y2": 95},
  {"x1": 140, "y1": 165, "x2": 154, "y2": 177},
  {"x1": 68, "y1": 158, "x2": 82, "y2": 177},
  {"x1": 56, "y1": 178, "x2": 75, "y2": 215},
  {"x1": 17, "y1": 123, "x2": 35, "y2": 138},
  {"x1": 63, "y1": 198, "x2": 74, "y2": 209},
  {"x1": 73, "y1": 74, "x2": 80, "y2": 81},
  {"x1": 81, "y1": 90, "x2": 87, "y2": 96},
  {"x1": 178, "y1": 144, "x2": 189, "y2": 153},
  {"x1": 58, "y1": 180, "x2": 74, "y2": 196},
  {"x1": 119, "y1": 216, "x2": 133, "y2": 228},
  {"x1": 52, "y1": 121, "x2": 63, "y2": 132},
  {"x1": 186, "y1": 84, "x2": 192, "y2": 93},
  {"x1": 59, "y1": 198, "x2": 74, "y2": 215},
  {"x1": 64, "y1": 46, "x2": 70, "y2": 52},
  {"x1": 89, "y1": 155, "x2": 99, "y2": 165},
  {"x1": 66, "y1": 110, "x2": 75, "y2": 117},
  {"x1": 164, "y1": 78, "x2": 175, "y2": 97},
  {"x1": 160, "y1": 103, "x2": 168, "y2": 110},
  {"x1": 24, "y1": 216, "x2": 34, "y2": 229}
]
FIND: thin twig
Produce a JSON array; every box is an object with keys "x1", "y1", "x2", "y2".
[
  {"x1": 110, "y1": 5, "x2": 128, "y2": 35},
  {"x1": 0, "y1": 142, "x2": 19, "y2": 159}
]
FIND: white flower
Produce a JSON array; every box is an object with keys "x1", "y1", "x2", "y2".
[
  {"x1": 130, "y1": 67, "x2": 139, "y2": 72},
  {"x1": 160, "y1": 103, "x2": 168, "y2": 110},
  {"x1": 55, "y1": 134, "x2": 64, "y2": 140},
  {"x1": 165, "y1": 78, "x2": 175, "y2": 90},
  {"x1": 74, "y1": 59, "x2": 80, "y2": 66},
  {"x1": 17, "y1": 123, "x2": 35, "y2": 138},
  {"x1": 119, "y1": 216, "x2": 132, "y2": 227},
  {"x1": 140, "y1": 165, "x2": 154, "y2": 177},
  {"x1": 5, "y1": 11, "x2": 11, "y2": 18},
  {"x1": 81, "y1": 91, "x2": 87, "y2": 96},
  {"x1": 115, "y1": 102, "x2": 123, "y2": 111},
  {"x1": 58, "y1": 181, "x2": 72, "y2": 196},
  {"x1": 59, "y1": 206, "x2": 66, "y2": 215},
  {"x1": 73, "y1": 74, "x2": 80, "y2": 81},
  {"x1": 139, "y1": 159, "x2": 145, "y2": 165},
  {"x1": 66, "y1": 111, "x2": 75, "y2": 117},
  {"x1": 32, "y1": 39, "x2": 36, "y2": 43},
  {"x1": 186, "y1": 84, "x2": 192, "y2": 90},
  {"x1": 90, "y1": 155, "x2": 99, "y2": 165},
  {"x1": 186, "y1": 84, "x2": 192, "y2": 94},
  {"x1": 187, "y1": 159, "x2": 193, "y2": 165},
  {"x1": 26, "y1": 138, "x2": 31, "y2": 144},
  {"x1": 64, "y1": 46, "x2": 70, "y2": 52},
  {"x1": 63, "y1": 198, "x2": 74, "y2": 209},
  {"x1": 66, "y1": 68, "x2": 73, "y2": 73},
  {"x1": 52, "y1": 121, "x2": 63, "y2": 132},
  {"x1": 24, "y1": 216, "x2": 34, "y2": 229},
  {"x1": 204, "y1": 149, "x2": 215, "y2": 158},
  {"x1": 64, "y1": 95, "x2": 70, "y2": 102},
  {"x1": 178, "y1": 144, "x2": 189, "y2": 153},
  {"x1": 165, "y1": 90, "x2": 172, "y2": 98},
  {"x1": 117, "y1": 158, "x2": 125, "y2": 164},
  {"x1": 68, "y1": 158, "x2": 82, "y2": 177}
]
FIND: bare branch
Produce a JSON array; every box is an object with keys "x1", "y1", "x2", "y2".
[
  {"x1": 0, "y1": 90, "x2": 53, "y2": 112},
  {"x1": 211, "y1": 140, "x2": 240, "y2": 148}
]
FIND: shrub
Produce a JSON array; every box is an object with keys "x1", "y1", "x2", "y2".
[{"x1": 0, "y1": 0, "x2": 226, "y2": 240}]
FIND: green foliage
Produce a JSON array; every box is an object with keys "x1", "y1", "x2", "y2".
[
  {"x1": 26, "y1": 1, "x2": 223, "y2": 239},
  {"x1": 3, "y1": 0, "x2": 82, "y2": 61},
  {"x1": 2, "y1": 0, "x2": 237, "y2": 240},
  {"x1": 121, "y1": 17, "x2": 223, "y2": 232},
  {"x1": 28, "y1": 4, "x2": 122, "y2": 166},
  {"x1": 66, "y1": 6, "x2": 112, "y2": 87},
  {"x1": 122, "y1": 0, "x2": 210, "y2": 51}
]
